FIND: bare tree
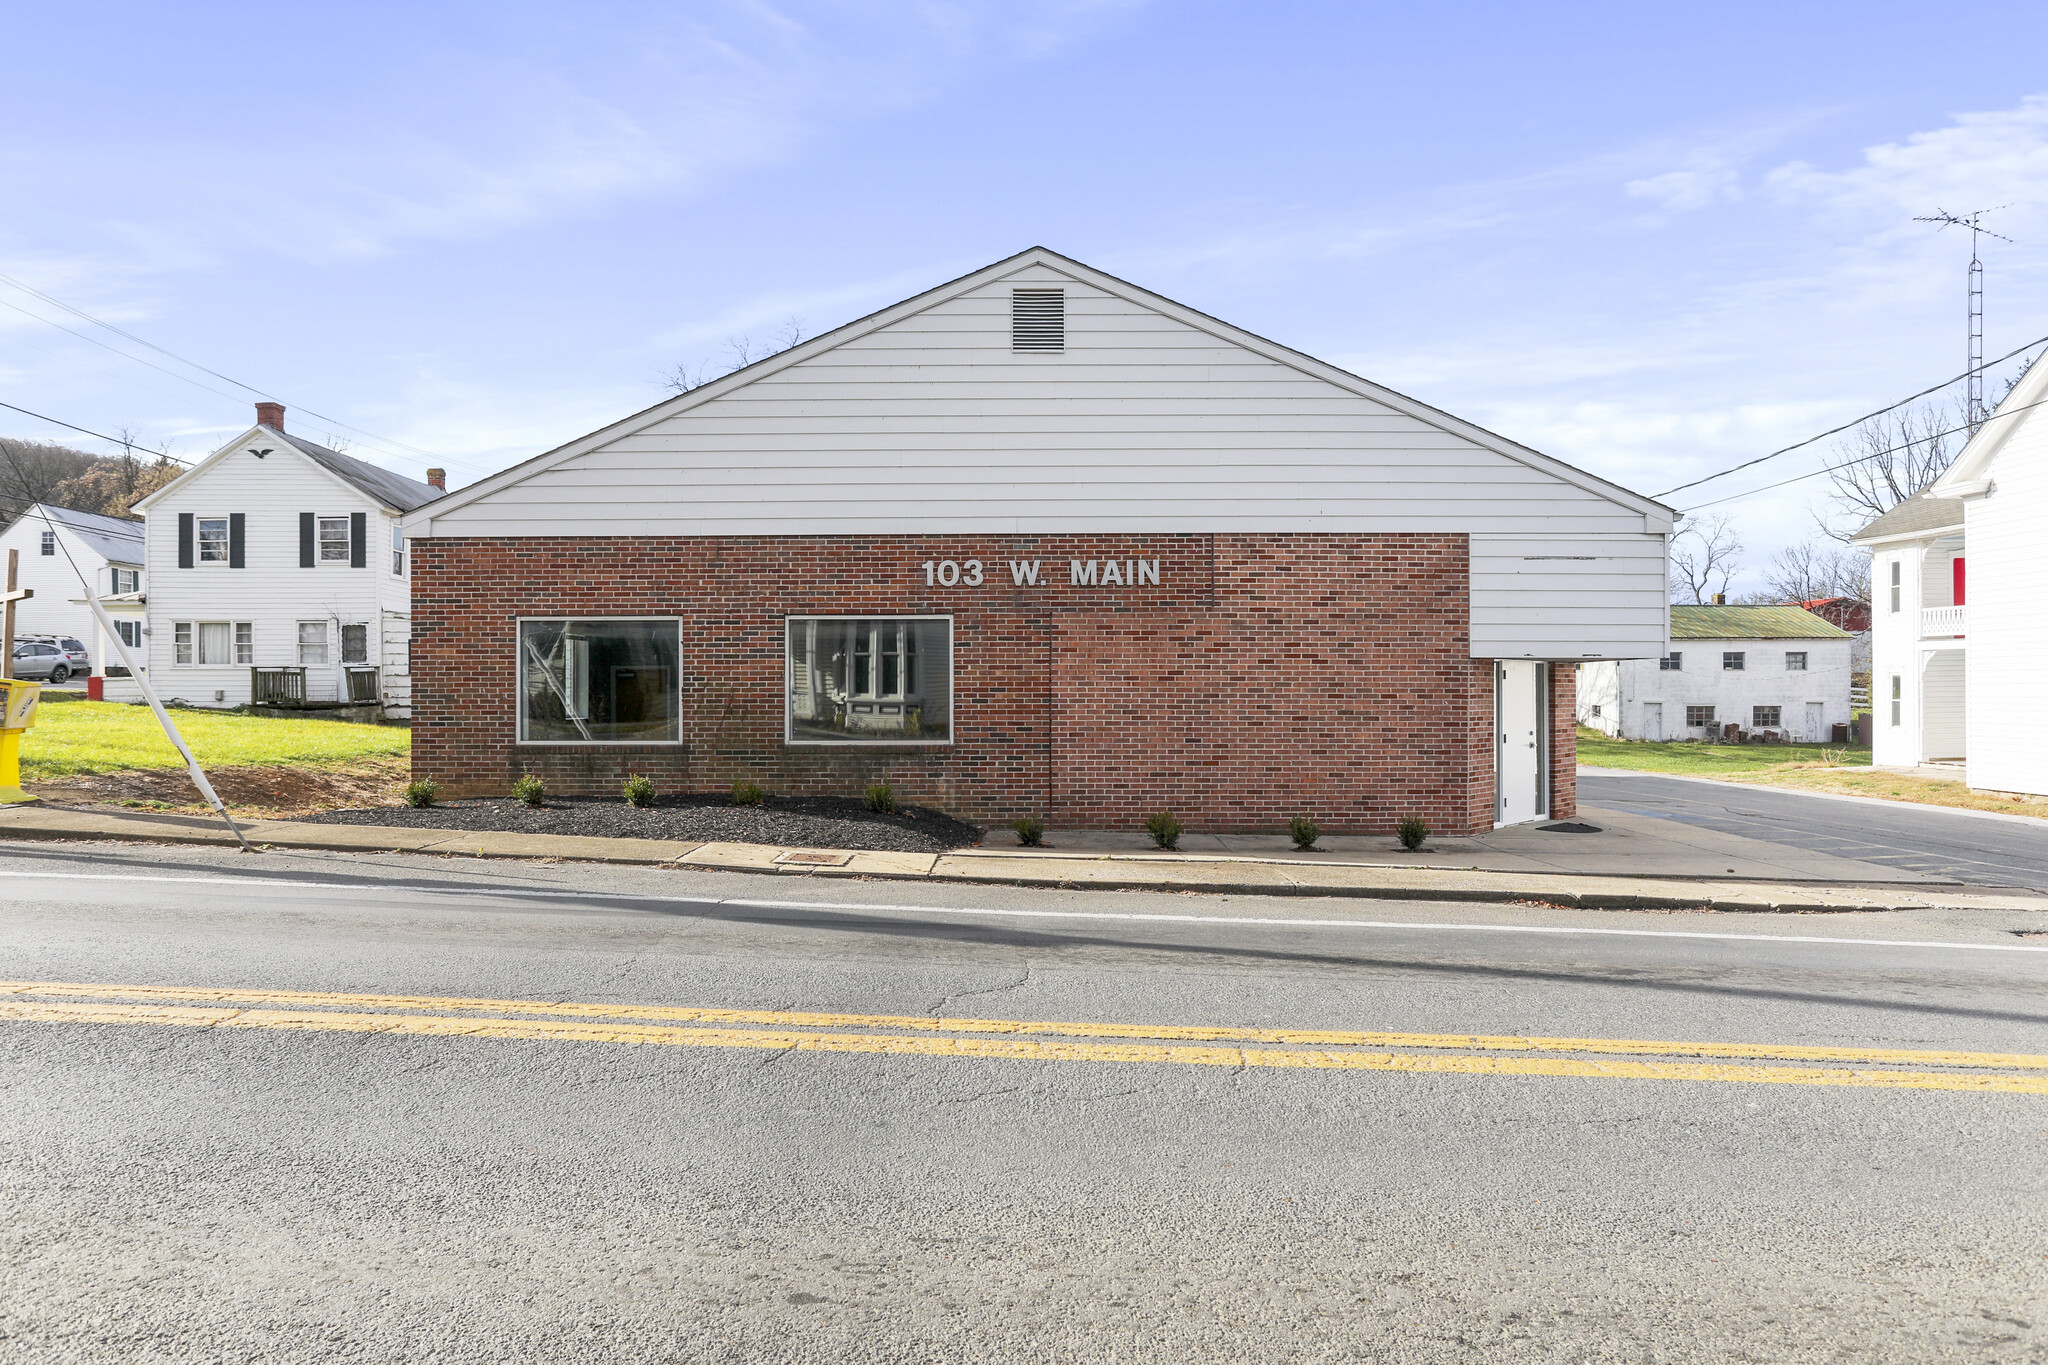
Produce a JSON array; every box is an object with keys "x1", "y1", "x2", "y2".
[
  {"x1": 663, "y1": 317, "x2": 809, "y2": 396},
  {"x1": 1823, "y1": 400, "x2": 1962, "y2": 538},
  {"x1": 1669, "y1": 513, "x2": 1743, "y2": 604},
  {"x1": 0, "y1": 438, "x2": 100, "y2": 523},
  {"x1": 1753, "y1": 541, "x2": 1869, "y2": 606}
]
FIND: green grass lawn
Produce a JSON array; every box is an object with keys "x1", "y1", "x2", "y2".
[
  {"x1": 1576, "y1": 726, "x2": 1869, "y2": 775},
  {"x1": 18, "y1": 695, "x2": 410, "y2": 778}
]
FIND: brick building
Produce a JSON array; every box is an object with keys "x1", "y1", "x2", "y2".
[{"x1": 404, "y1": 249, "x2": 1672, "y2": 834}]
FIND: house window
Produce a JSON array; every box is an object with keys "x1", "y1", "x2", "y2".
[
  {"x1": 518, "y1": 619, "x2": 680, "y2": 743},
  {"x1": 1686, "y1": 705, "x2": 1716, "y2": 729},
  {"x1": 1889, "y1": 561, "x2": 1900, "y2": 614},
  {"x1": 40, "y1": 530, "x2": 54, "y2": 556},
  {"x1": 173, "y1": 621, "x2": 249, "y2": 665},
  {"x1": 111, "y1": 568, "x2": 138, "y2": 594},
  {"x1": 115, "y1": 620, "x2": 141, "y2": 648},
  {"x1": 198, "y1": 622, "x2": 232, "y2": 665},
  {"x1": 392, "y1": 529, "x2": 406, "y2": 576},
  {"x1": 197, "y1": 518, "x2": 230, "y2": 563},
  {"x1": 1753, "y1": 706, "x2": 1781, "y2": 728},
  {"x1": 1723, "y1": 652, "x2": 1745, "y2": 670},
  {"x1": 342, "y1": 624, "x2": 369, "y2": 664},
  {"x1": 1659, "y1": 652, "x2": 1682, "y2": 671},
  {"x1": 1890, "y1": 675, "x2": 1901, "y2": 727},
  {"x1": 318, "y1": 517, "x2": 351, "y2": 562},
  {"x1": 786, "y1": 616, "x2": 952, "y2": 745},
  {"x1": 1590, "y1": 704, "x2": 1602, "y2": 716},
  {"x1": 298, "y1": 621, "x2": 330, "y2": 665},
  {"x1": 235, "y1": 622, "x2": 253, "y2": 665},
  {"x1": 1785, "y1": 651, "x2": 1807, "y2": 671}
]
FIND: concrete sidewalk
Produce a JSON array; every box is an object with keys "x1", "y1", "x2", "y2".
[{"x1": 3, "y1": 800, "x2": 2044, "y2": 914}]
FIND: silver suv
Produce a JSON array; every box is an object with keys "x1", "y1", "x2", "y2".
[{"x1": 11, "y1": 637, "x2": 87, "y2": 683}]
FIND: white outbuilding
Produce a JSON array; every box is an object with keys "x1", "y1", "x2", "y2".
[{"x1": 1577, "y1": 605, "x2": 1853, "y2": 742}]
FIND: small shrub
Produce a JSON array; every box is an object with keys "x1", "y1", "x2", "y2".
[
  {"x1": 402, "y1": 777, "x2": 439, "y2": 808},
  {"x1": 1013, "y1": 816, "x2": 1046, "y2": 847},
  {"x1": 511, "y1": 774, "x2": 545, "y2": 808},
  {"x1": 1145, "y1": 810, "x2": 1183, "y2": 850},
  {"x1": 1289, "y1": 814, "x2": 1320, "y2": 851},
  {"x1": 864, "y1": 780, "x2": 896, "y2": 814},
  {"x1": 622, "y1": 774, "x2": 656, "y2": 808},
  {"x1": 1396, "y1": 816, "x2": 1428, "y2": 851},
  {"x1": 730, "y1": 780, "x2": 767, "y2": 806}
]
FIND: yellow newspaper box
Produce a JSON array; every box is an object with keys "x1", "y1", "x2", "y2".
[{"x1": 0, "y1": 677, "x2": 41, "y2": 803}]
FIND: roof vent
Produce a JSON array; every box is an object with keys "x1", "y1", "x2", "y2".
[{"x1": 1012, "y1": 288, "x2": 1064, "y2": 353}]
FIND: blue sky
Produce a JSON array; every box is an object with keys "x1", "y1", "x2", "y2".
[{"x1": 6, "y1": 1, "x2": 2048, "y2": 590}]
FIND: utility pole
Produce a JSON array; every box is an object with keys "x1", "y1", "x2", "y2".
[{"x1": 1916, "y1": 206, "x2": 2014, "y2": 432}]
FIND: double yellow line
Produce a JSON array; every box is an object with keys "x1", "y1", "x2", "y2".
[{"x1": 5, "y1": 980, "x2": 2046, "y2": 1094}]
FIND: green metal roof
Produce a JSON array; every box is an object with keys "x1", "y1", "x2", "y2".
[{"x1": 1669, "y1": 605, "x2": 1853, "y2": 640}]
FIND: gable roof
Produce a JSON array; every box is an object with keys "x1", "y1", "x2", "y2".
[
  {"x1": 411, "y1": 246, "x2": 1672, "y2": 532},
  {"x1": 133, "y1": 423, "x2": 442, "y2": 515},
  {"x1": 5, "y1": 503, "x2": 145, "y2": 564},
  {"x1": 1669, "y1": 605, "x2": 1852, "y2": 640},
  {"x1": 277, "y1": 432, "x2": 442, "y2": 512},
  {"x1": 1851, "y1": 491, "x2": 1965, "y2": 543},
  {"x1": 1930, "y1": 347, "x2": 2048, "y2": 497}
]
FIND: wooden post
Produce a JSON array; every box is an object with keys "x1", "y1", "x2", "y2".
[{"x1": 2, "y1": 548, "x2": 32, "y2": 680}]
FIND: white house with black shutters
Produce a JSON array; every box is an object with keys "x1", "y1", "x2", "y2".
[{"x1": 130, "y1": 402, "x2": 443, "y2": 717}]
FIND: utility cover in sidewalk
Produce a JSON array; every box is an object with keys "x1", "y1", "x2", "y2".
[
  {"x1": 1539, "y1": 822, "x2": 1603, "y2": 834},
  {"x1": 775, "y1": 851, "x2": 854, "y2": 866}
]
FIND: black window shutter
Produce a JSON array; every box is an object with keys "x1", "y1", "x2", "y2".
[
  {"x1": 228, "y1": 513, "x2": 246, "y2": 568},
  {"x1": 350, "y1": 512, "x2": 367, "y2": 568},
  {"x1": 300, "y1": 513, "x2": 315, "y2": 567},
  {"x1": 177, "y1": 513, "x2": 194, "y2": 568}
]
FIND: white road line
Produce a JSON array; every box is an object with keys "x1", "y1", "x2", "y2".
[{"x1": 3, "y1": 868, "x2": 2046, "y2": 954}]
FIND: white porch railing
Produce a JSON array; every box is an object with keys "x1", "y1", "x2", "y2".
[{"x1": 1921, "y1": 605, "x2": 1966, "y2": 638}]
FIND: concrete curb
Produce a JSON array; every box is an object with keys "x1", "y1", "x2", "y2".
[{"x1": 3, "y1": 804, "x2": 2041, "y2": 915}]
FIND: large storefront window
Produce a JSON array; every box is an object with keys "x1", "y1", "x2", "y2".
[
  {"x1": 786, "y1": 617, "x2": 951, "y2": 744},
  {"x1": 519, "y1": 619, "x2": 680, "y2": 743}
]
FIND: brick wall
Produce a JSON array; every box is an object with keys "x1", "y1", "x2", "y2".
[
  {"x1": 1548, "y1": 662, "x2": 1578, "y2": 820},
  {"x1": 411, "y1": 532, "x2": 1576, "y2": 835}
]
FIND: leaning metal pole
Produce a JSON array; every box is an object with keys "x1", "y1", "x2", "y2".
[
  {"x1": 80, "y1": 589, "x2": 252, "y2": 851},
  {"x1": 0, "y1": 443, "x2": 252, "y2": 850}
]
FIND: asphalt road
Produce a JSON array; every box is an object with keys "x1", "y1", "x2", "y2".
[
  {"x1": 5, "y1": 840, "x2": 2048, "y2": 1364},
  {"x1": 1582, "y1": 769, "x2": 2048, "y2": 890}
]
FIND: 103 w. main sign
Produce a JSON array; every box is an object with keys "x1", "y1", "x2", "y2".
[{"x1": 920, "y1": 558, "x2": 1162, "y2": 588}]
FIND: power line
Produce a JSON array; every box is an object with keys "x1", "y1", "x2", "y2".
[
  {"x1": 1652, "y1": 333, "x2": 2048, "y2": 500},
  {"x1": 0, "y1": 401, "x2": 194, "y2": 464},
  {"x1": 0, "y1": 270, "x2": 482, "y2": 474},
  {"x1": 1678, "y1": 390, "x2": 2048, "y2": 513}
]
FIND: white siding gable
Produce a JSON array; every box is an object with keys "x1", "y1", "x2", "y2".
[{"x1": 414, "y1": 250, "x2": 1671, "y2": 659}]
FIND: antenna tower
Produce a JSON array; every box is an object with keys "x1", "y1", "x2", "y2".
[{"x1": 1916, "y1": 206, "x2": 2014, "y2": 431}]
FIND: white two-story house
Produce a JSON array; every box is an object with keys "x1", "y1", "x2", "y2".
[
  {"x1": 1852, "y1": 493, "x2": 1966, "y2": 770},
  {"x1": 0, "y1": 504, "x2": 145, "y2": 677},
  {"x1": 131, "y1": 402, "x2": 443, "y2": 718},
  {"x1": 1858, "y1": 351, "x2": 2048, "y2": 794}
]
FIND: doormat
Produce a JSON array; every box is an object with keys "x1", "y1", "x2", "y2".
[{"x1": 1538, "y1": 822, "x2": 1602, "y2": 834}]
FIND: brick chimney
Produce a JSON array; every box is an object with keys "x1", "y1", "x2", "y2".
[
  {"x1": 426, "y1": 468, "x2": 446, "y2": 492},
  {"x1": 255, "y1": 401, "x2": 285, "y2": 431}
]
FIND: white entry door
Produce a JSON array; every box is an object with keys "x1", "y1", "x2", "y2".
[
  {"x1": 1496, "y1": 661, "x2": 1545, "y2": 826},
  {"x1": 1805, "y1": 702, "x2": 1825, "y2": 743},
  {"x1": 1643, "y1": 702, "x2": 1663, "y2": 742}
]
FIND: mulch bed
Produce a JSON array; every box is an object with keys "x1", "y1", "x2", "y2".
[{"x1": 300, "y1": 792, "x2": 985, "y2": 854}]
